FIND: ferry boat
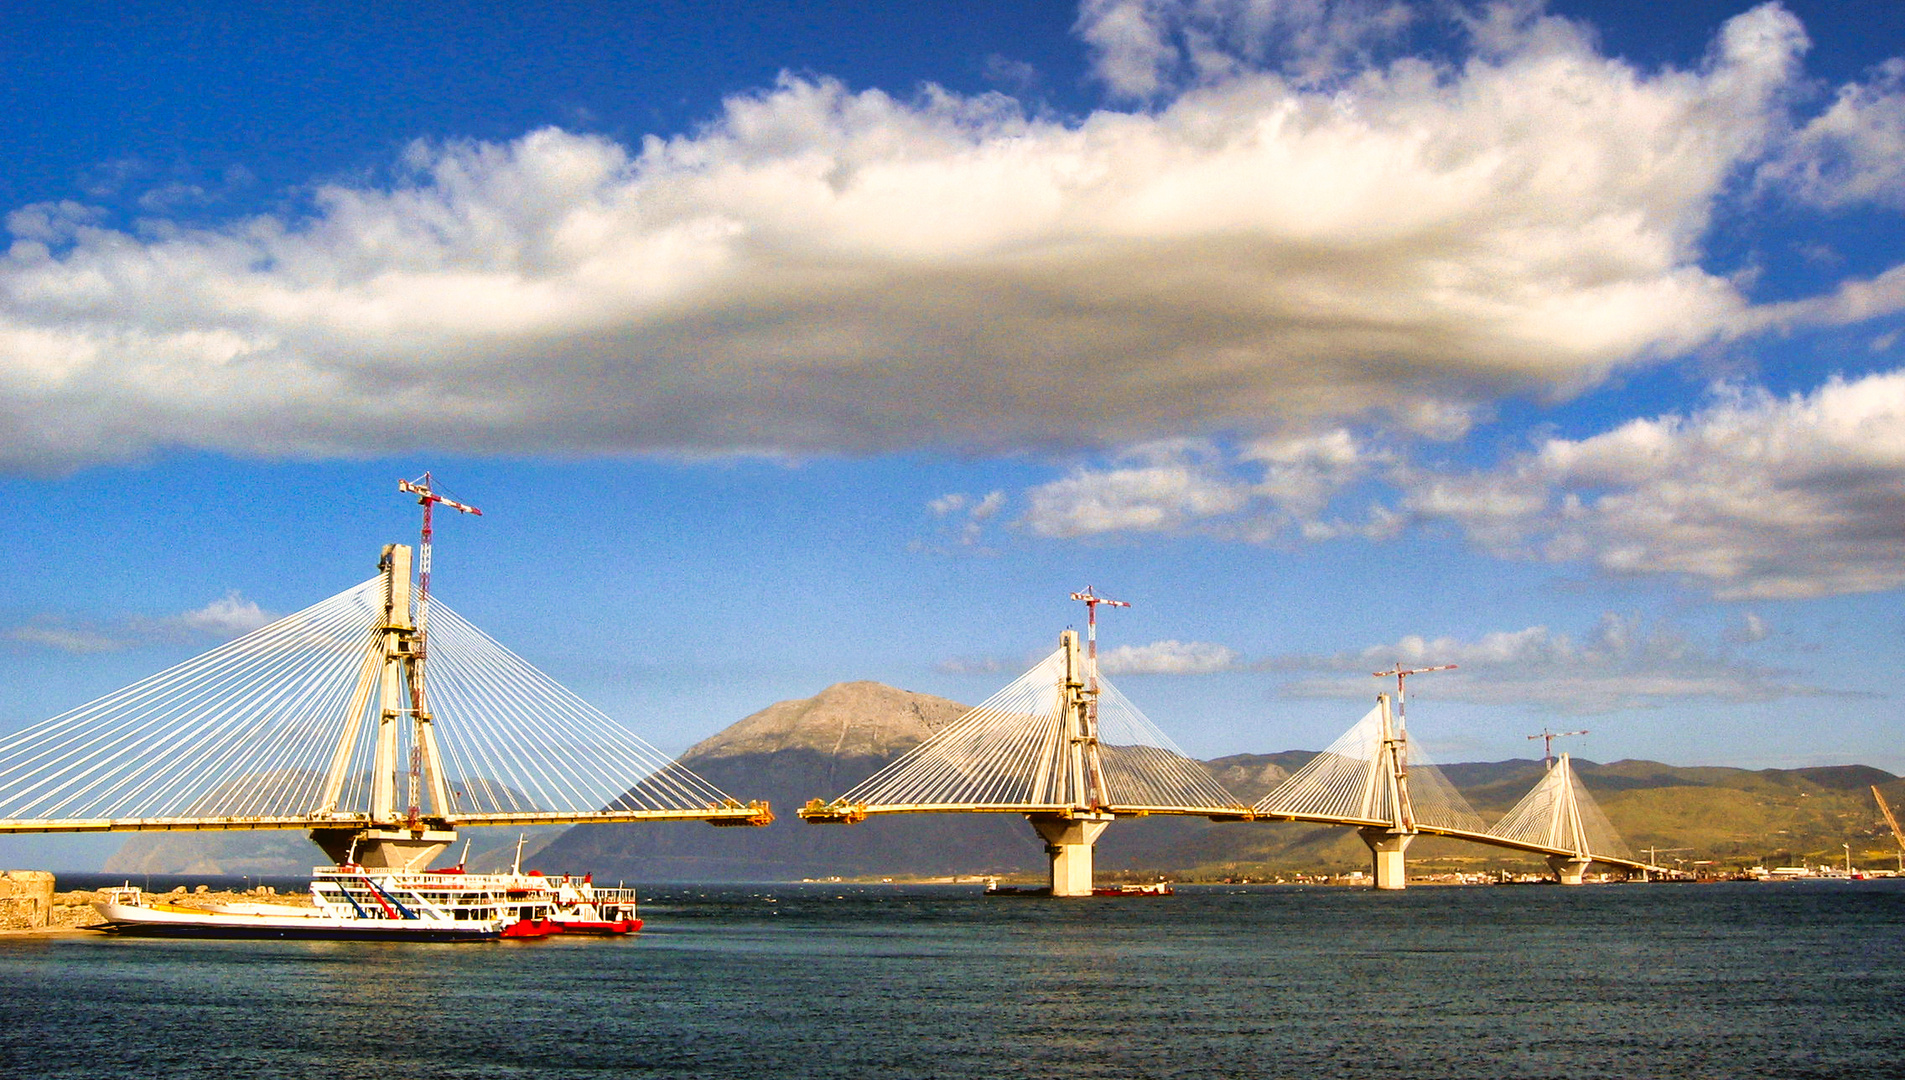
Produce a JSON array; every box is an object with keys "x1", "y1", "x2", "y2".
[
  {"x1": 92, "y1": 865, "x2": 562, "y2": 941},
  {"x1": 982, "y1": 879, "x2": 1175, "y2": 898},
  {"x1": 1092, "y1": 881, "x2": 1174, "y2": 896},
  {"x1": 425, "y1": 865, "x2": 643, "y2": 935}
]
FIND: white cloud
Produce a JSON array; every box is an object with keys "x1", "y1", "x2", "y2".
[
  {"x1": 174, "y1": 590, "x2": 273, "y2": 637},
  {"x1": 1403, "y1": 368, "x2": 1905, "y2": 598},
  {"x1": 1, "y1": 591, "x2": 276, "y2": 653},
  {"x1": 1277, "y1": 613, "x2": 1825, "y2": 712},
  {"x1": 0, "y1": 4, "x2": 1840, "y2": 474},
  {"x1": 1023, "y1": 430, "x2": 1385, "y2": 539},
  {"x1": 1726, "y1": 612, "x2": 1770, "y2": 644},
  {"x1": 1760, "y1": 57, "x2": 1905, "y2": 210},
  {"x1": 1099, "y1": 638, "x2": 1241, "y2": 674},
  {"x1": 1077, "y1": 0, "x2": 1419, "y2": 97},
  {"x1": 2, "y1": 624, "x2": 125, "y2": 653},
  {"x1": 924, "y1": 489, "x2": 1007, "y2": 548},
  {"x1": 1025, "y1": 440, "x2": 1249, "y2": 537}
]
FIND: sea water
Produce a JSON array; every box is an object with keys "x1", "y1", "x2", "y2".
[{"x1": 2, "y1": 880, "x2": 1901, "y2": 1079}]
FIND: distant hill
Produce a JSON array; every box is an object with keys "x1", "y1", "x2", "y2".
[
  {"x1": 535, "y1": 681, "x2": 1043, "y2": 880},
  {"x1": 103, "y1": 680, "x2": 1905, "y2": 878}
]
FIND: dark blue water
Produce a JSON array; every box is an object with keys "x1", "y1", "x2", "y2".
[{"x1": 4, "y1": 882, "x2": 1902, "y2": 1079}]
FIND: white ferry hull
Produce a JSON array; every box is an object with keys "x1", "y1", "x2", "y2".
[{"x1": 92, "y1": 898, "x2": 503, "y2": 941}]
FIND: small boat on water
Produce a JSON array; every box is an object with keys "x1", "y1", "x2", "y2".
[
  {"x1": 982, "y1": 879, "x2": 1175, "y2": 898},
  {"x1": 1092, "y1": 882, "x2": 1174, "y2": 896}
]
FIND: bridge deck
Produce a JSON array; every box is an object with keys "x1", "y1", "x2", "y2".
[
  {"x1": 802, "y1": 801, "x2": 1659, "y2": 873},
  {"x1": 0, "y1": 804, "x2": 773, "y2": 834},
  {"x1": 1250, "y1": 810, "x2": 1660, "y2": 871},
  {"x1": 798, "y1": 801, "x2": 1255, "y2": 823}
]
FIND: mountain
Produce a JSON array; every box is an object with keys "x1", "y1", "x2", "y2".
[
  {"x1": 100, "y1": 680, "x2": 1905, "y2": 878},
  {"x1": 534, "y1": 681, "x2": 1043, "y2": 880}
]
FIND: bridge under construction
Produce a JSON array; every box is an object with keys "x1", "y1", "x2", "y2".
[
  {"x1": 803, "y1": 591, "x2": 1660, "y2": 893},
  {"x1": 0, "y1": 477, "x2": 770, "y2": 872},
  {"x1": 0, "y1": 482, "x2": 1661, "y2": 892}
]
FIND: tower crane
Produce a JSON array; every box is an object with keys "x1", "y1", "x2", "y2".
[
  {"x1": 1873, "y1": 786, "x2": 1905, "y2": 871},
  {"x1": 394, "y1": 472, "x2": 481, "y2": 829},
  {"x1": 1069, "y1": 587, "x2": 1129, "y2": 811},
  {"x1": 1368, "y1": 664, "x2": 1454, "y2": 834},
  {"x1": 1528, "y1": 727, "x2": 1589, "y2": 769}
]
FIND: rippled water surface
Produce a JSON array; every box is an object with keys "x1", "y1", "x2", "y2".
[{"x1": 3, "y1": 881, "x2": 1902, "y2": 1079}]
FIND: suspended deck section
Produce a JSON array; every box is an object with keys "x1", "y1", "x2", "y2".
[
  {"x1": 1250, "y1": 696, "x2": 1651, "y2": 885},
  {"x1": 801, "y1": 627, "x2": 1249, "y2": 896},
  {"x1": 800, "y1": 633, "x2": 1249, "y2": 824},
  {"x1": 0, "y1": 545, "x2": 769, "y2": 868}
]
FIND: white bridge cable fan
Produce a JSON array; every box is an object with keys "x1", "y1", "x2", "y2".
[
  {"x1": 1254, "y1": 703, "x2": 1485, "y2": 832},
  {"x1": 418, "y1": 599, "x2": 737, "y2": 816},
  {"x1": 841, "y1": 649, "x2": 1072, "y2": 809},
  {"x1": 1489, "y1": 756, "x2": 1631, "y2": 859},
  {"x1": 1091, "y1": 676, "x2": 1247, "y2": 810},
  {"x1": 835, "y1": 646, "x2": 1243, "y2": 812},
  {"x1": 0, "y1": 576, "x2": 742, "y2": 826},
  {"x1": 0, "y1": 578, "x2": 386, "y2": 823}
]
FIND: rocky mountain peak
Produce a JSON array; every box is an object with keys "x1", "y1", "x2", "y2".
[{"x1": 681, "y1": 680, "x2": 970, "y2": 764}]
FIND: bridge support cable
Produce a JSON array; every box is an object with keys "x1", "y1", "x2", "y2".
[
  {"x1": 1250, "y1": 694, "x2": 1485, "y2": 889},
  {"x1": 1253, "y1": 699, "x2": 1482, "y2": 833},
  {"x1": 802, "y1": 627, "x2": 1250, "y2": 896},
  {"x1": 0, "y1": 578, "x2": 386, "y2": 827},
  {"x1": 0, "y1": 544, "x2": 771, "y2": 864},
  {"x1": 1486, "y1": 752, "x2": 1631, "y2": 883}
]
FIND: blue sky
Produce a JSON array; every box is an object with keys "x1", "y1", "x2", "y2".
[{"x1": 4, "y1": 0, "x2": 1905, "y2": 822}]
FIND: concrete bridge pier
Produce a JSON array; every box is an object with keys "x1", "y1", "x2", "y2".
[
  {"x1": 1029, "y1": 812, "x2": 1114, "y2": 897},
  {"x1": 1546, "y1": 854, "x2": 1592, "y2": 885},
  {"x1": 1358, "y1": 827, "x2": 1415, "y2": 890}
]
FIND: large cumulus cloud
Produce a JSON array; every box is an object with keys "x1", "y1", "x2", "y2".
[{"x1": 0, "y1": 3, "x2": 1857, "y2": 472}]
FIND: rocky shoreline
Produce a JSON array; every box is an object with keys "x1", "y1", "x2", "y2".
[{"x1": 0, "y1": 880, "x2": 312, "y2": 935}]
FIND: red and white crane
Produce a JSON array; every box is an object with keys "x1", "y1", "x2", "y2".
[
  {"x1": 1068, "y1": 587, "x2": 1129, "y2": 812},
  {"x1": 1527, "y1": 727, "x2": 1588, "y2": 769},
  {"x1": 395, "y1": 472, "x2": 481, "y2": 828},
  {"x1": 1371, "y1": 663, "x2": 1456, "y2": 732}
]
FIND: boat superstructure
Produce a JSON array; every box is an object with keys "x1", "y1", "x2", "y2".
[
  {"x1": 92, "y1": 860, "x2": 641, "y2": 940},
  {"x1": 93, "y1": 866, "x2": 556, "y2": 941}
]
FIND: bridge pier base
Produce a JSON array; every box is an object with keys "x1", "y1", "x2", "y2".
[
  {"x1": 1029, "y1": 812, "x2": 1114, "y2": 897},
  {"x1": 1546, "y1": 854, "x2": 1592, "y2": 885},
  {"x1": 1358, "y1": 827, "x2": 1414, "y2": 890},
  {"x1": 312, "y1": 826, "x2": 457, "y2": 872}
]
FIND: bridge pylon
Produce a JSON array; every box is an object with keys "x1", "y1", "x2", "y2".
[
  {"x1": 799, "y1": 620, "x2": 1252, "y2": 896},
  {"x1": 1253, "y1": 689, "x2": 1486, "y2": 890},
  {"x1": 1489, "y1": 753, "x2": 1631, "y2": 884},
  {"x1": 1359, "y1": 693, "x2": 1415, "y2": 890},
  {"x1": 310, "y1": 543, "x2": 456, "y2": 871}
]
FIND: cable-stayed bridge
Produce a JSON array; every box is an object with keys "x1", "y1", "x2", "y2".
[
  {"x1": 1252, "y1": 695, "x2": 1650, "y2": 887},
  {"x1": 802, "y1": 627, "x2": 1253, "y2": 894},
  {"x1": 0, "y1": 542, "x2": 770, "y2": 871},
  {"x1": 802, "y1": 610, "x2": 1657, "y2": 893}
]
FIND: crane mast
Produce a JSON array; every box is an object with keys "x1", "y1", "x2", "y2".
[
  {"x1": 1874, "y1": 786, "x2": 1905, "y2": 871},
  {"x1": 1528, "y1": 727, "x2": 1590, "y2": 769},
  {"x1": 1068, "y1": 587, "x2": 1128, "y2": 812},
  {"x1": 394, "y1": 473, "x2": 482, "y2": 830},
  {"x1": 1368, "y1": 663, "x2": 1455, "y2": 833}
]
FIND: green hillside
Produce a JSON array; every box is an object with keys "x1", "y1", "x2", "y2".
[{"x1": 1147, "y1": 758, "x2": 1905, "y2": 880}]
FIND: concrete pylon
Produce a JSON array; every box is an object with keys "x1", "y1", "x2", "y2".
[
  {"x1": 1359, "y1": 827, "x2": 1414, "y2": 890},
  {"x1": 1030, "y1": 812, "x2": 1114, "y2": 896},
  {"x1": 311, "y1": 825, "x2": 456, "y2": 871},
  {"x1": 1546, "y1": 854, "x2": 1592, "y2": 885}
]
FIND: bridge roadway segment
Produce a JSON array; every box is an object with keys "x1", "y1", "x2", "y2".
[
  {"x1": 803, "y1": 801, "x2": 1665, "y2": 875},
  {"x1": 0, "y1": 803, "x2": 775, "y2": 834}
]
